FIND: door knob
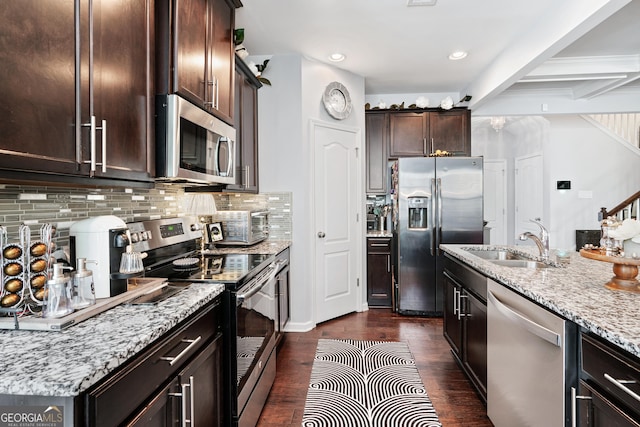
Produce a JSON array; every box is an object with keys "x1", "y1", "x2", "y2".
[{"x1": 317, "y1": 232, "x2": 326, "y2": 238}]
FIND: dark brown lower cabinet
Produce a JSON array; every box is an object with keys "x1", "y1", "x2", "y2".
[
  {"x1": 128, "y1": 335, "x2": 223, "y2": 426},
  {"x1": 85, "y1": 300, "x2": 222, "y2": 426},
  {"x1": 442, "y1": 254, "x2": 487, "y2": 402},
  {"x1": 367, "y1": 237, "x2": 393, "y2": 307},
  {"x1": 575, "y1": 333, "x2": 640, "y2": 426}
]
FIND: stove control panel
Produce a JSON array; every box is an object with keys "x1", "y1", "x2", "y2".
[{"x1": 128, "y1": 217, "x2": 201, "y2": 252}]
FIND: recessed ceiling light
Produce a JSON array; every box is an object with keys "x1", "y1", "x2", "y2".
[
  {"x1": 329, "y1": 53, "x2": 346, "y2": 62},
  {"x1": 407, "y1": 0, "x2": 437, "y2": 6},
  {"x1": 449, "y1": 51, "x2": 468, "y2": 60}
]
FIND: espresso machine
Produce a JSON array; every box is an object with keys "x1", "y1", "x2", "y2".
[{"x1": 69, "y1": 216, "x2": 132, "y2": 299}]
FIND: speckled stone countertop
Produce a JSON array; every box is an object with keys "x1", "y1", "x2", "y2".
[
  {"x1": 366, "y1": 230, "x2": 393, "y2": 238},
  {"x1": 204, "y1": 240, "x2": 291, "y2": 255},
  {"x1": 441, "y1": 244, "x2": 640, "y2": 359},
  {"x1": 0, "y1": 282, "x2": 224, "y2": 397}
]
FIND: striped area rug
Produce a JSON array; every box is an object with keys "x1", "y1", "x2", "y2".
[{"x1": 302, "y1": 339, "x2": 442, "y2": 427}]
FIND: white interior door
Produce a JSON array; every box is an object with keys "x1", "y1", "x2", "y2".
[
  {"x1": 484, "y1": 159, "x2": 507, "y2": 245},
  {"x1": 312, "y1": 120, "x2": 360, "y2": 324},
  {"x1": 515, "y1": 153, "x2": 543, "y2": 243}
]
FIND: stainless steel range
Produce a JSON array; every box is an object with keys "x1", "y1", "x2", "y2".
[{"x1": 128, "y1": 216, "x2": 284, "y2": 427}]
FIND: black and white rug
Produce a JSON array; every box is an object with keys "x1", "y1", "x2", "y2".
[{"x1": 302, "y1": 339, "x2": 442, "y2": 427}]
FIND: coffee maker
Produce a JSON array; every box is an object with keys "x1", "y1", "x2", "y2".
[{"x1": 69, "y1": 216, "x2": 132, "y2": 299}]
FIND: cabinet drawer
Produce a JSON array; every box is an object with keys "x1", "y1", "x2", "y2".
[
  {"x1": 443, "y1": 254, "x2": 486, "y2": 302},
  {"x1": 367, "y1": 237, "x2": 391, "y2": 253},
  {"x1": 86, "y1": 300, "x2": 221, "y2": 427},
  {"x1": 581, "y1": 334, "x2": 640, "y2": 419}
]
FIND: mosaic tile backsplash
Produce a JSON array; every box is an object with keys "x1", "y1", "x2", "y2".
[{"x1": 0, "y1": 184, "x2": 292, "y2": 253}]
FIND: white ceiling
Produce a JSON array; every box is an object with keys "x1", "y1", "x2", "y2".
[{"x1": 236, "y1": 0, "x2": 640, "y2": 110}]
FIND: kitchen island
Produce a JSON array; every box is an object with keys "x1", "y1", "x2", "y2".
[
  {"x1": 441, "y1": 244, "x2": 640, "y2": 358},
  {"x1": 0, "y1": 281, "x2": 224, "y2": 426}
]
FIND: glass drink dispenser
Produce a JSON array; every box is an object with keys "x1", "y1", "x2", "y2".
[{"x1": 408, "y1": 197, "x2": 429, "y2": 229}]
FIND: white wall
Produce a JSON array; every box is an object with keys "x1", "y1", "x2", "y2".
[
  {"x1": 473, "y1": 114, "x2": 640, "y2": 250},
  {"x1": 256, "y1": 54, "x2": 366, "y2": 332}
]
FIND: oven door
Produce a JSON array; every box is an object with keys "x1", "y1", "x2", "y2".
[{"x1": 234, "y1": 267, "x2": 278, "y2": 427}]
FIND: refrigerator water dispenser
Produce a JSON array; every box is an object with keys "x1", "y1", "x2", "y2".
[{"x1": 408, "y1": 197, "x2": 429, "y2": 229}]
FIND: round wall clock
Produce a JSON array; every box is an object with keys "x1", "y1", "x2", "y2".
[{"x1": 322, "y1": 81, "x2": 352, "y2": 120}]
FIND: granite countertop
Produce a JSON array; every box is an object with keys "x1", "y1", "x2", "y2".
[
  {"x1": 0, "y1": 282, "x2": 225, "y2": 397},
  {"x1": 204, "y1": 240, "x2": 291, "y2": 255},
  {"x1": 441, "y1": 244, "x2": 640, "y2": 359},
  {"x1": 366, "y1": 230, "x2": 393, "y2": 238}
]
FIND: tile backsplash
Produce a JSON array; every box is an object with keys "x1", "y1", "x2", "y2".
[{"x1": 0, "y1": 184, "x2": 292, "y2": 251}]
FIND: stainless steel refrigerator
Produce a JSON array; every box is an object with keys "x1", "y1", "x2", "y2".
[{"x1": 394, "y1": 157, "x2": 483, "y2": 315}]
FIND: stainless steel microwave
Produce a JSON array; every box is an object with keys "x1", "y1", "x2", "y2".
[
  {"x1": 155, "y1": 94, "x2": 236, "y2": 185},
  {"x1": 208, "y1": 210, "x2": 269, "y2": 246}
]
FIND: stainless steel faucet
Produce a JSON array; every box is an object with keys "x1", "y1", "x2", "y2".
[{"x1": 519, "y1": 219, "x2": 550, "y2": 260}]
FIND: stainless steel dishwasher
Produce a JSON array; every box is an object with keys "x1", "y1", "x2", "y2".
[{"x1": 487, "y1": 279, "x2": 577, "y2": 427}]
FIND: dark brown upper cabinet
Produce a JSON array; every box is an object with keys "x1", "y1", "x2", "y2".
[
  {"x1": 0, "y1": 0, "x2": 155, "y2": 185},
  {"x1": 365, "y1": 112, "x2": 389, "y2": 194},
  {"x1": 227, "y1": 56, "x2": 261, "y2": 193},
  {"x1": 158, "y1": 0, "x2": 238, "y2": 126},
  {"x1": 388, "y1": 108, "x2": 470, "y2": 157}
]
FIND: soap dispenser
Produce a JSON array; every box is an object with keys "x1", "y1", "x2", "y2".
[
  {"x1": 71, "y1": 258, "x2": 97, "y2": 309},
  {"x1": 43, "y1": 263, "x2": 74, "y2": 318}
]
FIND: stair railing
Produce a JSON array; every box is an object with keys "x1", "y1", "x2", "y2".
[{"x1": 599, "y1": 191, "x2": 640, "y2": 221}]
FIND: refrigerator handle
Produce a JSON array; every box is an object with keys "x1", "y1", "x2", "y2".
[
  {"x1": 436, "y1": 177, "x2": 443, "y2": 255},
  {"x1": 430, "y1": 178, "x2": 436, "y2": 256}
]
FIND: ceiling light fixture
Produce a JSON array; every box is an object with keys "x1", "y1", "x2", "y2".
[
  {"x1": 490, "y1": 116, "x2": 506, "y2": 132},
  {"x1": 329, "y1": 53, "x2": 345, "y2": 62},
  {"x1": 449, "y1": 51, "x2": 468, "y2": 60},
  {"x1": 407, "y1": 0, "x2": 437, "y2": 6}
]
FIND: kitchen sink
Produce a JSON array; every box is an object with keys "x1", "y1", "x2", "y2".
[
  {"x1": 490, "y1": 259, "x2": 553, "y2": 269},
  {"x1": 466, "y1": 249, "x2": 531, "y2": 261}
]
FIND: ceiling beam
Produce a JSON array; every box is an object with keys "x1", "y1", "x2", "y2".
[{"x1": 465, "y1": 0, "x2": 632, "y2": 110}]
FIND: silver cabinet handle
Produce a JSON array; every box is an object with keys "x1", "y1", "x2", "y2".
[
  {"x1": 100, "y1": 119, "x2": 107, "y2": 173},
  {"x1": 453, "y1": 287, "x2": 459, "y2": 316},
  {"x1": 370, "y1": 243, "x2": 388, "y2": 247},
  {"x1": 215, "y1": 77, "x2": 219, "y2": 110},
  {"x1": 244, "y1": 165, "x2": 250, "y2": 188},
  {"x1": 604, "y1": 373, "x2": 640, "y2": 402},
  {"x1": 423, "y1": 137, "x2": 427, "y2": 155},
  {"x1": 387, "y1": 254, "x2": 390, "y2": 273},
  {"x1": 160, "y1": 336, "x2": 202, "y2": 366},
  {"x1": 431, "y1": 137, "x2": 434, "y2": 154},
  {"x1": 85, "y1": 115, "x2": 97, "y2": 172},
  {"x1": 488, "y1": 291, "x2": 561, "y2": 347},
  {"x1": 180, "y1": 382, "x2": 188, "y2": 427},
  {"x1": 185, "y1": 375, "x2": 195, "y2": 427},
  {"x1": 317, "y1": 232, "x2": 326, "y2": 238},
  {"x1": 571, "y1": 387, "x2": 592, "y2": 427}
]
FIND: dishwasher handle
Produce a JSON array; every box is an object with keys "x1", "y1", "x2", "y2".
[{"x1": 488, "y1": 290, "x2": 561, "y2": 347}]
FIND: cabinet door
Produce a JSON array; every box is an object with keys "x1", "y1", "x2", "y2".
[
  {"x1": 577, "y1": 381, "x2": 640, "y2": 427},
  {"x1": 0, "y1": 1, "x2": 79, "y2": 176},
  {"x1": 208, "y1": 0, "x2": 235, "y2": 124},
  {"x1": 429, "y1": 109, "x2": 470, "y2": 156},
  {"x1": 277, "y1": 265, "x2": 290, "y2": 333},
  {"x1": 91, "y1": 0, "x2": 153, "y2": 181},
  {"x1": 178, "y1": 334, "x2": 223, "y2": 427},
  {"x1": 367, "y1": 238, "x2": 392, "y2": 307},
  {"x1": 228, "y1": 60, "x2": 259, "y2": 192},
  {"x1": 174, "y1": 0, "x2": 208, "y2": 106},
  {"x1": 126, "y1": 379, "x2": 179, "y2": 426},
  {"x1": 389, "y1": 112, "x2": 428, "y2": 157},
  {"x1": 442, "y1": 273, "x2": 462, "y2": 356},
  {"x1": 463, "y1": 291, "x2": 487, "y2": 399},
  {"x1": 365, "y1": 112, "x2": 388, "y2": 194}
]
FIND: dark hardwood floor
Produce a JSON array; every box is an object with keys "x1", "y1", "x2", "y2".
[{"x1": 257, "y1": 308, "x2": 493, "y2": 426}]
